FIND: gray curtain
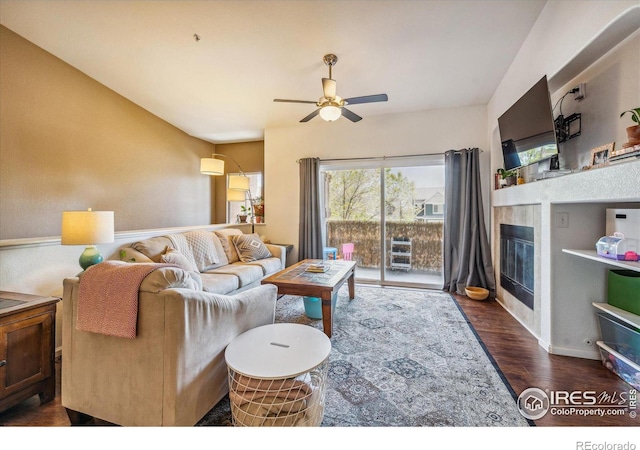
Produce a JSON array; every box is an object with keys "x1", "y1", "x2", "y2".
[
  {"x1": 443, "y1": 148, "x2": 495, "y2": 295},
  {"x1": 298, "y1": 158, "x2": 324, "y2": 260}
]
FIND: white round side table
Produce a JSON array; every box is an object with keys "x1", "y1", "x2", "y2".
[{"x1": 224, "y1": 323, "x2": 331, "y2": 427}]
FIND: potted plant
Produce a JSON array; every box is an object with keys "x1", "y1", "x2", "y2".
[
  {"x1": 497, "y1": 168, "x2": 517, "y2": 187},
  {"x1": 620, "y1": 108, "x2": 640, "y2": 147},
  {"x1": 238, "y1": 205, "x2": 251, "y2": 223},
  {"x1": 253, "y1": 196, "x2": 264, "y2": 223}
]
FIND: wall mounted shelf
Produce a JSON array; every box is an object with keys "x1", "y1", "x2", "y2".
[
  {"x1": 592, "y1": 302, "x2": 640, "y2": 330},
  {"x1": 562, "y1": 249, "x2": 640, "y2": 272}
]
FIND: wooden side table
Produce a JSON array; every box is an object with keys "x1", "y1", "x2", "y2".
[
  {"x1": 270, "y1": 243, "x2": 294, "y2": 267},
  {"x1": 0, "y1": 291, "x2": 60, "y2": 413}
]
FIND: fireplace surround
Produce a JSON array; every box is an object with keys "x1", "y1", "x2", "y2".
[{"x1": 500, "y1": 224, "x2": 534, "y2": 310}]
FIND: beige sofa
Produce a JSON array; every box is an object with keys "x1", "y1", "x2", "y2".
[
  {"x1": 61, "y1": 229, "x2": 285, "y2": 426},
  {"x1": 120, "y1": 228, "x2": 286, "y2": 294}
]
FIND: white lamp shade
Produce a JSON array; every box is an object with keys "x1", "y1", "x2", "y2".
[
  {"x1": 227, "y1": 189, "x2": 247, "y2": 202},
  {"x1": 228, "y1": 175, "x2": 250, "y2": 191},
  {"x1": 200, "y1": 158, "x2": 225, "y2": 175},
  {"x1": 320, "y1": 105, "x2": 341, "y2": 121},
  {"x1": 61, "y1": 210, "x2": 114, "y2": 245}
]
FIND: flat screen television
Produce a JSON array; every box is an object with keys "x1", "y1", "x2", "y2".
[{"x1": 498, "y1": 76, "x2": 559, "y2": 171}]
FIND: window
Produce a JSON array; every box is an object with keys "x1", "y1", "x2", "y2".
[{"x1": 227, "y1": 172, "x2": 262, "y2": 223}]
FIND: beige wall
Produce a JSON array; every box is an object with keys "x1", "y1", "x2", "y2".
[
  {"x1": 263, "y1": 105, "x2": 489, "y2": 262},
  {"x1": 0, "y1": 25, "x2": 215, "y2": 240},
  {"x1": 212, "y1": 141, "x2": 264, "y2": 223},
  {"x1": 487, "y1": 1, "x2": 639, "y2": 174},
  {"x1": 552, "y1": 30, "x2": 640, "y2": 171}
]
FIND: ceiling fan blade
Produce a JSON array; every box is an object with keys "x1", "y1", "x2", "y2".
[
  {"x1": 300, "y1": 109, "x2": 321, "y2": 122},
  {"x1": 344, "y1": 94, "x2": 388, "y2": 105},
  {"x1": 274, "y1": 99, "x2": 317, "y2": 104},
  {"x1": 341, "y1": 107, "x2": 362, "y2": 123},
  {"x1": 322, "y1": 78, "x2": 337, "y2": 100}
]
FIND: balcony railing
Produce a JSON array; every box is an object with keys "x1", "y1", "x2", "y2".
[{"x1": 327, "y1": 220, "x2": 443, "y2": 272}]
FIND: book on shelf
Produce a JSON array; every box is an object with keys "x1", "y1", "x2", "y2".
[
  {"x1": 306, "y1": 264, "x2": 329, "y2": 273},
  {"x1": 609, "y1": 149, "x2": 640, "y2": 165}
]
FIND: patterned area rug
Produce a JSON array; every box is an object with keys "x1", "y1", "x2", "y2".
[{"x1": 197, "y1": 285, "x2": 530, "y2": 427}]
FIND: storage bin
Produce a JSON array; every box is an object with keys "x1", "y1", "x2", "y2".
[
  {"x1": 303, "y1": 295, "x2": 336, "y2": 320},
  {"x1": 596, "y1": 312, "x2": 640, "y2": 365},
  {"x1": 607, "y1": 270, "x2": 640, "y2": 315},
  {"x1": 225, "y1": 324, "x2": 331, "y2": 427},
  {"x1": 596, "y1": 341, "x2": 640, "y2": 390}
]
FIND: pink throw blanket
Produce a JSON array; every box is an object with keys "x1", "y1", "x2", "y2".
[{"x1": 76, "y1": 261, "x2": 174, "y2": 339}]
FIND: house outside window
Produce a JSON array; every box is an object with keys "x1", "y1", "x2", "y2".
[{"x1": 413, "y1": 188, "x2": 445, "y2": 222}]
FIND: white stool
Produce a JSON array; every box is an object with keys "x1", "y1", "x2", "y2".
[{"x1": 225, "y1": 323, "x2": 331, "y2": 426}]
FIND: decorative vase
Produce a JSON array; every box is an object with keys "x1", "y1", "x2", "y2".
[{"x1": 505, "y1": 176, "x2": 516, "y2": 186}]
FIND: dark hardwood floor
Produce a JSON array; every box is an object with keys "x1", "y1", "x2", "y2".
[{"x1": 1, "y1": 292, "x2": 637, "y2": 427}]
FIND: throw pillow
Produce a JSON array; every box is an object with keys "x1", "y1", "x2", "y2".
[
  {"x1": 131, "y1": 236, "x2": 173, "y2": 262},
  {"x1": 181, "y1": 230, "x2": 219, "y2": 271},
  {"x1": 214, "y1": 229, "x2": 243, "y2": 263},
  {"x1": 232, "y1": 233, "x2": 272, "y2": 263},
  {"x1": 160, "y1": 247, "x2": 199, "y2": 273}
]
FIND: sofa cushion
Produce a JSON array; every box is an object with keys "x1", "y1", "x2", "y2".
[
  {"x1": 160, "y1": 248, "x2": 199, "y2": 273},
  {"x1": 202, "y1": 234, "x2": 229, "y2": 270},
  {"x1": 139, "y1": 267, "x2": 203, "y2": 293},
  {"x1": 132, "y1": 236, "x2": 173, "y2": 263},
  {"x1": 243, "y1": 257, "x2": 283, "y2": 276},
  {"x1": 199, "y1": 272, "x2": 240, "y2": 294},
  {"x1": 214, "y1": 229, "x2": 243, "y2": 263},
  {"x1": 232, "y1": 233, "x2": 272, "y2": 262},
  {"x1": 207, "y1": 264, "x2": 264, "y2": 287}
]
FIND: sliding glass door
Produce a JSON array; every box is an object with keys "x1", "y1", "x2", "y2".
[{"x1": 321, "y1": 156, "x2": 444, "y2": 289}]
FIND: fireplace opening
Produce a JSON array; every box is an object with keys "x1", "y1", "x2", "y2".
[{"x1": 500, "y1": 224, "x2": 534, "y2": 309}]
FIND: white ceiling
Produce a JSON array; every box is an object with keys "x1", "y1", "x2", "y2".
[{"x1": 0, "y1": 0, "x2": 547, "y2": 143}]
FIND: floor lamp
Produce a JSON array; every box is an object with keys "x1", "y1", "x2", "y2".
[{"x1": 201, "y1": 153, "x2": 254, "y2": 233}]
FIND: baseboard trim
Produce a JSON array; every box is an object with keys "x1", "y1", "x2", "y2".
[
  {"x1": 547, "y1": 344, "x2": 600, "y2": 360},
  {"x1": 495, "y1": 297, "x2": 539, "y2": 339}
]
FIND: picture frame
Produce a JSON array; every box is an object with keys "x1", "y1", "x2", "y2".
[{"x1": 589, "y1": 142, "x2": 614, "y2": 168}]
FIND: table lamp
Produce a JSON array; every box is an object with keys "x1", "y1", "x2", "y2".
[{"x1": 61, "y1": 208, "x2": 115, "y2": 270}]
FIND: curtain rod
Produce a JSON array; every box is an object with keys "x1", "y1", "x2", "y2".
[{"x1": 297, "y1": 148, "x2": 482, "y2": 163}]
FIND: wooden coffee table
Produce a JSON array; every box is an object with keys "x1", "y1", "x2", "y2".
[{"x1": 261, "y1": 259, "x2": 356, "y2": 338}]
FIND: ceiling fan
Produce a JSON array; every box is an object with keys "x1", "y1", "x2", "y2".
[{"x1": 273, "y1": 54, "x2": 388, "y2": 123}]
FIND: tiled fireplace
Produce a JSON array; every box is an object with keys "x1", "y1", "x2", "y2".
[
  {"x1": 499, "y1": 224, "x2": 534, "y2": 310},
  {"x1": 493, "y1": 204, "x2": 541, "y2": 336}
]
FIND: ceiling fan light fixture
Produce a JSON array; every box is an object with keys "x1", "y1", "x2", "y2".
[
  {"x1": 320, "y1": 105, "x2": 341, "y2": 122},
  {"x1": 274, "y1": 54, "x2": 387, "y2": 123}
]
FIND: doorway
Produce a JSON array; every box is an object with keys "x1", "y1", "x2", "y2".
[{"x1": 320, "y1": 156, "x2": 444, "y2": 289}]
